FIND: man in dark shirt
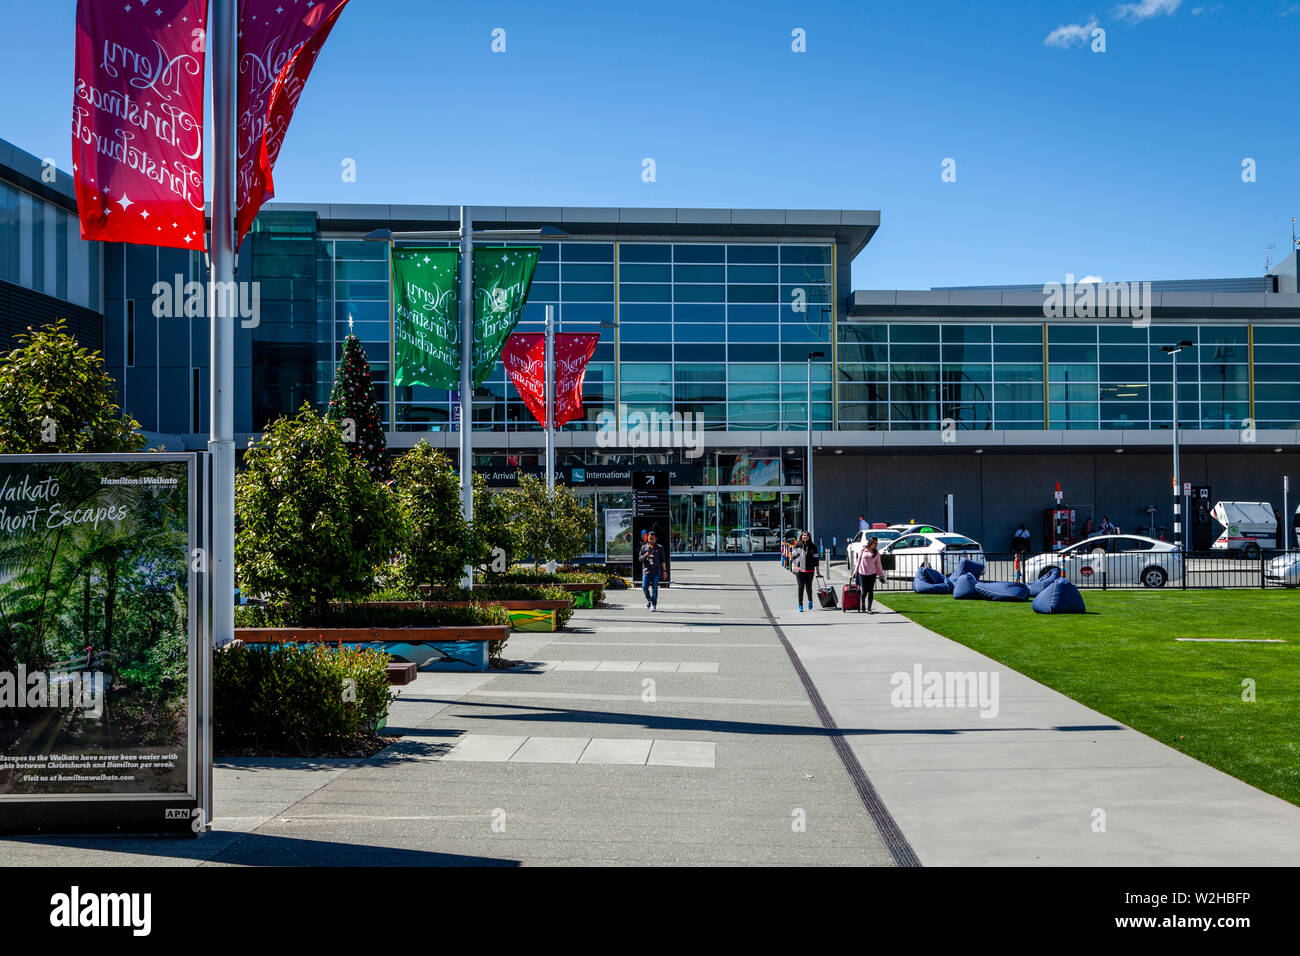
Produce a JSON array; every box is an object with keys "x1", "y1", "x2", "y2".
[{"x1": 640, "y1": 531, "x2": 666, "y2": 611}]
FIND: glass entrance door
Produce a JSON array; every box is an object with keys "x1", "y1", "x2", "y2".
[
  {"x1": 749, "y1": 492, "x2": 782, "y2": 552},
  {"x1": 781, "y1": 493, "x2": 803, "y2": 545},
  {"x1": 719, "y1": 492, "x2": 753, "y2": 554},
  {"x1": 669, "y1": 493, "x2": 712, "y2": 555}
]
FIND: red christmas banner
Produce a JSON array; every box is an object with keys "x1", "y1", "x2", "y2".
[
  {"x1": 236, "y1": 0, "x2": 351, "y2": 246},
  {"x1": 71, "y1": 0, "x2": 208, "y2": 250},
  {"x1": 503, "y1": 333, "x2": 601, "y2": 428}
]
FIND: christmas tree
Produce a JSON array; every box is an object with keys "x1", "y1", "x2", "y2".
[{"x1": 325, "y1": 334, "x2": 391, "y2": 482}]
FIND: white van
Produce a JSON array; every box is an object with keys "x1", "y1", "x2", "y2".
[{"x1": 1210, "y1": 501, "x2": 1277, "y2": 559}]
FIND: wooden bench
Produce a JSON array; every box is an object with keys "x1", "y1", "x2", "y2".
[{"x1": 386, "y1": 662, "x2": 418, "y2": 685}]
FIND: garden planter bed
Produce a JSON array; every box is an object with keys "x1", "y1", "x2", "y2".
[
  {"x1": 234, "y1": 625, "x2": 509, "y2": 671},
  {"x1": 552, "y1": 583, "x2": 603, "y2": 608},
  {"x1": 366, "y1": 598, "x2": 572, "y2": 632}
]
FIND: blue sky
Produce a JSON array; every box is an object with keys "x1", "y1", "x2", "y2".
[{"x1": 3, "y1": 0, "x2": 1297, "y2": 289}]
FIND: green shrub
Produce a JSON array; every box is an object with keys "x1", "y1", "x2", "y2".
[
  {"x1": 214, "y1": 642, "x2": 392, "y2": 754},
  {"x1": 235, "y1": 402, "x2": 402, "y2": 618},
  {"x1": 234, "y1": 601, "x2": 509, "y2": 629},
  {"x1": 499, "y1": 474, "x2": 594, "y2": 568},
  {"x1": 371, "y1": 583, "x2": 575, "y2": 629},
  {"x1": 392, "y1": 442, "x2": 475, "y2": 588},
  {"x1": 486, "y1": 568, "x2": 605, "y2": 605},
  {"x1": 0, "y1": 320, "x2": 145, "y2": 453}
]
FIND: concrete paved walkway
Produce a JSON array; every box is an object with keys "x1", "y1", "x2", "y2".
[
  {"x1": 0, "y1": 563, "x2": 896, "y2": 866},
  {"x1": 3, "y1": 558, "x2": 1297, "y2": 866}
]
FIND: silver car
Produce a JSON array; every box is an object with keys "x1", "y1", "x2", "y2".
[
  {"x1": 1266, "y1": 552, "x2": 1300, "y2": 587},
  {"x1": 1023, "y1": 534, "x2": 1183, "y2": 588}
]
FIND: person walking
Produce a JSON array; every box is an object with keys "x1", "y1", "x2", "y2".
[
  {"x1": 858, "y1": 514, "x2": 869, "y2": 532},
  {"x1": 791, "y1": 530, "x2": 819, "y2": 612},
  {"x1": 853, "y1": 535, "x2": 884, "y2": 613},
  {"x1": 640, "y1": 531, "x2": 666, "y2": 611},
  {"x1": 1012, "y1": 523, "x2": 1031, "y2": 555}
]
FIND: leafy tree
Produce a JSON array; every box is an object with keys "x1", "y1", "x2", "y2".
[
  {"x1": 324, "y1": 334, "x2": 390, "y2": 482},
  {"x1": 472, "y1": 472, "x2": 518, "y2": 571},
  {"x1": 0, "y1": 320, "x2": 145, "y2": 453},
  {"x1": 502, "y1": 473, "x2": 595, "y2": 569},
  {"x1": 391, "y1": 442, "x2": 473, "y2": 588},
  {"x1": 235, "y1": 402, "x2": 401, "y2": 618}
]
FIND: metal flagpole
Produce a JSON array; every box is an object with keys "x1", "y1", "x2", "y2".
[
  {"x1": 209, "y1": 0, "x2": 235, "y2": 653},
  {"x1": 459, "y1": 206, "x2": 474, "y2": 587},
  {"x1": 205, "y1": 0, "x2": 238, "y2": 831},
  {"x1": 545, "y1": 304, "x2": 556, "y2": 573},
  {"x1": 1171, "y1": 349, "x2": 1182, "y2": 550}
]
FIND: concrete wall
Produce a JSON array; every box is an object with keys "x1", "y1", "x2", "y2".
[{"x1": 813, "y1": 450, "x2": 1300, "y2": 553}]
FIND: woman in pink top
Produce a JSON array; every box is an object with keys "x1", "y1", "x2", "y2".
[{"x1": 853, "y1": 536, "x2": 885, "y2": 613}]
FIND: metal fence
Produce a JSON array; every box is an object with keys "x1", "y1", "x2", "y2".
[{"x1": 829, "y1": 549, "x2": 1300, "y2": 591}]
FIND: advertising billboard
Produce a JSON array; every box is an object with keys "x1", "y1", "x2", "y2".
[{"x1": 0, "y1": 455, "x2": 203, "y2": 835}]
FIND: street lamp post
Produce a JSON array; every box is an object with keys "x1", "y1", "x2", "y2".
[
  {"x1": 364, "y1": 218, "x2": 566, "y2": 586},
  {"x1": 807, "y1": 351, "x2": 824, "y2": 548},
  {"x1": 457, "y1": 207, "x2": 474, "y2": 585},
  {"x1": 544, "y1": 303, "x2": 556, "y2": 573},
  {"x1": 1162, "y1": 341, "x2": 1194, "y2": 550}
]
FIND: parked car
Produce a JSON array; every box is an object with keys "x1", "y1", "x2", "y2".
[
  {"x1": 1265, "y1": 552, "x2": 1300, "y2": 587},
  {"x1": 713, "y1": 527, "x2": 779, "y2": 552},
  {"x1": 886, "y1": 523, "x2": 943, "y2": 536},
  {"x1": 845, "y1": 528, "x2": 904, "y2": 574},
  {"x1": 1023, "y1": 534, "x2": 1183, "y2": 588},
  {"x1": 880, "y1": 531, "x2": 984, "y2": 580}
]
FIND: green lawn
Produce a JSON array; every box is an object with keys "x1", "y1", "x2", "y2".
[{"x1": 880, "y1": 589, "x2": 1300, "y2": 805}]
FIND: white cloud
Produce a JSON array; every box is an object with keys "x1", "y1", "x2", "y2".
[
  {"x1": 1190, "y1": 3, "x2": 1222, "y2": 13},
  {"x1": 1114, "y1": 0, "x2": 1182, "y2": 20},
  {"x1": 1044, "y1": 18, "x2": 1099, "y2": 47}
]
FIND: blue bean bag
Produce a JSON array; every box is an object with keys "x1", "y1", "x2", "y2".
[
  {"x1": 951, "y1": 572, "x2": 981, "y2": 600},
  {"x1": 975, "y1": 580, "x2": 1030, "y2": 602},
  {"x1": 949, "y1": 557, "x2": 986, "y2": 582},
  {"x1": 1026, "y1": 566, "x2": 1061, "y2": 597},
  {"x1": 913, "y1": 565, "x2": 954, "y2": 594},
  {"x1": 1032, "y1": 578, "x2": 1087, "y2": 614}
]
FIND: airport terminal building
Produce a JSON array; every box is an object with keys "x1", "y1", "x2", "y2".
[{"x1": 5, "y1": 137, "x2": 1300, "y2": 555}]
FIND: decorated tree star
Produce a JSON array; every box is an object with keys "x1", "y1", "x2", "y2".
[{"x1": 325, "y1": 334, "x2": 391, "y2": 482}]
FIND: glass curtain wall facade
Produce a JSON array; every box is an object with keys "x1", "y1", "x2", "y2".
[
  {"x1": 0, "y1": 178, "x2": 100, "y2": 311},
  {"x1": 310, "y1": 239, "x2": 836, "y2": 434},
  {"x1": 838, "y1": 321, "x2": 1298, "y2": 431}
]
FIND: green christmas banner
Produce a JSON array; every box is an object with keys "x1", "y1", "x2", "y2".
[
  {"x1": 392, "y1": 247, "x2": 460, "y2": 389},
  {"x1": 472, "y1": 246, "x2": 540, "y2": 387},
  {"x1": 391, "y1": 245, "x2": 540, "y2": 390}
]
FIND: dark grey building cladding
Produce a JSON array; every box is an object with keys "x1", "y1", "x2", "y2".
[
  {"x1": 814, "y1": 446, "x2": 1300, "y2": 556},
  {"x1": 0, "y1": 280, "x2": 102, "y2": 353}
]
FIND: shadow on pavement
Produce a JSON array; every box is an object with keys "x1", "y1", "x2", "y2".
[
  {"x1": 416, "y1": 698, "x2": 1124, "y2": 738},
  {"x1": 2, "y1": 831, "x2": 519, "y2": 867}
]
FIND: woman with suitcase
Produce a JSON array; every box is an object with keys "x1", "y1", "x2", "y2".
[
  {"x1": 790, "y1": 530, "x2": 819, "y2": 612},
  {"x1": 853, "y1": 536, "x2": 885, "y2": 613}
]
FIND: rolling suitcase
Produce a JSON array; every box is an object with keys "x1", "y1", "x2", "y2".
[
  {"x1": 816, "y1": 574, "x2": 838, "y2": 608},
  {"x1": 841, "y1": 583, "x2": 862, "y2": 612}
]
